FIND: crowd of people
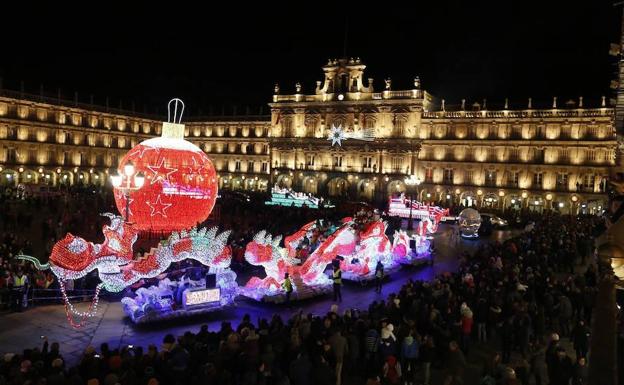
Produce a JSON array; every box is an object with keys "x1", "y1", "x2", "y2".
[{"x1": 0, "y1": 205, "x2": 619, "y2": 385}]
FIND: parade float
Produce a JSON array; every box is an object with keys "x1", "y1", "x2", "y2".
[
  {"x1": 240, "y1": 216, "x2": 415, "y2": 301},
  {"x1": 265, "y1": 185, "x2": 334, "y2": 209},
  {"x1": 18, "y1": 100, "x2": 238, "y2": 327},
  {"x1": 387, "y1": 194, "x2": 447, "y2": 265}
]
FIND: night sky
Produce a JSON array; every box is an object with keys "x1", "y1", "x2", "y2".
[{"x1": 0, "y1": 1, "x2": 620, "y2": 116}]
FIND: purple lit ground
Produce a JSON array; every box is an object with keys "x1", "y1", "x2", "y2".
[{"x1": 0, "y1": 224, "x2": 519, "y2": 365}]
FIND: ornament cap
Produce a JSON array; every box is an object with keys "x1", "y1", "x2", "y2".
[
  {"x1": 162, "y1": 98, "x2": 186, "y2": 139},
  {"x1": 161, "y1": 122, "x2": 185, "y2": 139}
]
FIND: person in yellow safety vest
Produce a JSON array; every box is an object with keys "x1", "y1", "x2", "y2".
[
  {"x1": 11, "y1": 269, "x2": 28, "y2": 311},
  {"x1": 332, "y1": 264, "x2": 342, "y2": 302},
  {"x1": 282, "y1": 272, "x2": 293, "y2": 307}
]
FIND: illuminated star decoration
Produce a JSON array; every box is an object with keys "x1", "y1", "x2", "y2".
[
  {"x1": 128, "y1": 145, "x2": 156, "y2": 159},
  {"x1": 186, "y1": 157, "x2": 198, "y2": 179},
  {"x1": 327, "y1": 125, "x2": 375, "y2": 147},
  {"x1": 328, "y1": 125, "x2": 347, "y2": 147},
  {"x1": 147, "y1": 158, "x2": 177, "y2": 185},
  {"x1": 146, "y1": 195, "x2": 172, "y2": 217}
]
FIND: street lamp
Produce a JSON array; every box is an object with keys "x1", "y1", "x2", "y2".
[
  {"x1": 111, "y1": 161, "x2": 144, "y2": 222},
  {"x1": 404, "y1": 174, "x2": 421, "y2": 231}
]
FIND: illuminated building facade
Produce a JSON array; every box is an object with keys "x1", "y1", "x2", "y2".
[
  {"x1": 0, "y1": 58, "x2": 618, "y2": 213},
  {"x1": 270, "y1": 58, "x2": 617, "y2": 213}
]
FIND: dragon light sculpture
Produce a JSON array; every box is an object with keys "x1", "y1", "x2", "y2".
[
  {"x1": 243, "y1": 218, "x2": 415, "y2": 299},
  {"x1": 18, "y1": 213, "x2": 232, "y2": 327}
]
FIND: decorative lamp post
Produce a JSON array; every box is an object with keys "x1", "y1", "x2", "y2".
[
  {"x1": 404, "y1": 174, "x2": 421, "y2": 231},
  {"x1": 110, "y1": 161, "x2": 145, "y2": 222}
]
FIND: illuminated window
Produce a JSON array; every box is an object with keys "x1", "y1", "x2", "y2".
[
  {"x1": 235, "y1": 160, "x2": 241, "y2": 171},
  {"x1": 485, "y1": 171, "x2": 496, "y2": 186},
  {"x1": 509, "y1": 148, "x2": 520, "y2": 162},
  {"x1": 533, "y1": 172, "x2": 543, "y2": 189},
  {"x1": 425, "y1": 168, "x2": 434, "y2": 183},
  {"x1": 443, "y1": 169, "x2": 454, "y2": 184},
  {"x1": 306, "y1": 155, "x2": 315, "y2": 166},
  {"x1": 333, "y1": 155, "x2": 343, "y2": 168},
  {"x1": 508, "y1": 171, "x2": 519, "y2": 187},
  {"x1": 363, "y1": 156, "x2": 373, "y2": 169},
  {"x1": 390, "y1": 157, "x2": 403, "y2": 173},
  {"x1": 394, "y1": 119, "x2": 406, "y2": 136},
  {"x1": 583, "y1": 174, "x2": 595, "y2": 191},
  {"x1": 556, "y1": 173, "x2": 568, "y2": 189}
]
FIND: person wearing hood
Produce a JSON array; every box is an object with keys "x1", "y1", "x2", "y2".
[{"x1": 382, "y1": 355, "x2": 402, "y2": 385}]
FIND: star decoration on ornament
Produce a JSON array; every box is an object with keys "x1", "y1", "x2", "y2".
[
  {"x1": 146, "y1": 195, "x2": 172, "y2": 217},
  {"x1": 327, "y1": 125, "x2": 375, "y2": 147},
  {"x1": 186, "y1": 157, "x2": 198, "y2": 178},
  {"x1": 147, "y1": 158, "x2": 177, "y2": 185},
  {"x1": 128, "y1": 145, "x2": 156, "y2": 159}
]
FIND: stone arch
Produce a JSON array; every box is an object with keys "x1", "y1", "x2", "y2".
[
  {"x1": 302, "y1": 176, "x2": 318, "y2": 194},
  {"x1": 0, "y1": 169, "x2": 18, "y2": 186},
  {"x1": 387, "y1": 179, "x2": 406, "y2": 195},
  {"x1": 76, "y1": 171, "x2": 90, "y2": 184},
  {"x1": 460, "y1": 190, "x2": 477, "y2": 207},
  {"x1": 20, "y1": 169, "x2": 38, "y2": 184},
  {"x1": 482, "y1": 192, "x2": 499, "y2": 209},
  {"x1": 59, "y1": 171, "x2": 74, "y2": 185},
  {"x1": 357, "y1": 178, "x2": 375, "y2": 201},
  {"x1": 276, "y1": 174, "x2": 293, "y2": 189},
  {"x1": 230, "y1": 177, "x2": 244, "y2": 190},
  {"x1": 327, "y1": 177, "x2": 349, "y2": 197},
  {"x1": 256, "y1": 178, "x2": 269, "y2": 192}
]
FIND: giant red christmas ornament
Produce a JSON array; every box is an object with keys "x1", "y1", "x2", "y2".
[{"x1": 114, "y1": 100, "x2": 218, "y2": 232}]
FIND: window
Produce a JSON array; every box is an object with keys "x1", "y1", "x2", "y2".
[
  {"x1": 80, "y1": 153, "x2": 87, "y2": 166},
  {"x1": 509, "y1": 148, "x2": 520, "y2": 162},
  {"x1": 263, "y1": 144, "x2": 269, "y2": 154},
  {"x1": 235, "y1": 160, "x2": 241, "y2": 172},
  {"x1": 391, "y1": 157, "x2": 403, "y2": 172},
  {"x1": 443, "y1": 168, "x2": 454, "y2": 184},
  {"x1": 63, "y1": 151, "x2": 71, "y2": 165},
  {"x1": 508, "y1": 171, "x2": 519, "y2": 187},
  {"x1": 485, "y1": 171, "x2": 497, "y2": 186},
  {"x1": 559, "y1": 148, "x2": 569, "y2": 163},
  {"x1": 306, "y1": 155, "x2": 315, "y2": 166},
  {"x1": 587, "y1": 149, "x2": 597, "y2": 162},
  {"x1": 365, "y1": 117, "x2": 375, "y2": 129},
  {"x1": 110, "y1": 154, "x2": 118, "y2": 167},
  {"x1": 333, "y1": 155, "x2": 343, "y2": 168},
  {"x1": 6, "y1": 147, "x2": 16, "y2": 162},
  {"x1": 425, "y1": 168, "x2": 434, "y2": 183},
  {"x1": 533, "y1": 172, "x2": 543, "y2": 189},
  {"x1": 96, "y1": 154, "x2": 104, "y2": 166},
  {"x1": 363, "y1": 156, "x2": 373, "y2": 169},
  {"x1": 247, "y1": 161, "x2": 254, "y2": 173},
  {"x1": 583, "y1": 174, "x2": 595, "y2": 191},
  {"x1": 465, "y1": 170, "x2": 474, "y2": 184},
  {"x1": 394, "y1": 119, "x2": 406, "y2": 136},
  {"x1": 556, "y1": 173, "x2": 568, "y2": 190},
  {"x1": 261, "y1": 162, "x2": 268, "y2": 173},
  {"x1": 282, "y1": 118, "x2": 292, "y2": 136}
]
